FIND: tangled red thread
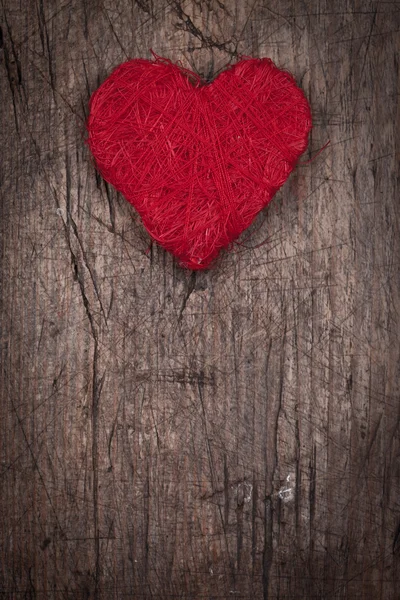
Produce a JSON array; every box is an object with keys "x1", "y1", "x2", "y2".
[{"x1": 87, "y1": 54, "x2": 312, "y2": 269}]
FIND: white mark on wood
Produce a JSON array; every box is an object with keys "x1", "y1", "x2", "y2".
[{"x1": 278, "y1": 473, "x2": 295, "y2": 502}]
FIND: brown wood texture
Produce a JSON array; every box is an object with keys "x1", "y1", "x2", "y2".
[{"x1": 1, "y1": 1, "x2": 400, "y2": 598}]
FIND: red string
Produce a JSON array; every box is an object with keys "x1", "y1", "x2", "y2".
[
  {"x1": 87, "y1": 55, "x2": 312, "y2": 270},
  {"x1": 298, "y1": 140, "x2": 330, "y2": 165}
]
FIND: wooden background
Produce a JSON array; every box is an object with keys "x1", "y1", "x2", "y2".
[{"x1": 1, "y1": 1, "x2": 400, "y2": 598}]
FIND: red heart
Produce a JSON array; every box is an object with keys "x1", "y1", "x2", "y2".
[{"x1": 87, "y1": 56, "x2": 311, "y2": 269}]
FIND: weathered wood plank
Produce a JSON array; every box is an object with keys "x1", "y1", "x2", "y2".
[{"x1": 1, "y1": 1, "x2": 399, "y2": 598}]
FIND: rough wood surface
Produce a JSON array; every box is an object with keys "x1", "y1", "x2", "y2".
[{"x1": 1, "y1": 1, "x2": 400, "y2": 598}]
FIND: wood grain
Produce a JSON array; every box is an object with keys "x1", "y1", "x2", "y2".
[{"x1": 1, "y1": 1, "x2": 400, "y2": 598}]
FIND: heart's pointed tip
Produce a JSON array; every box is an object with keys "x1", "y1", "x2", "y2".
[{"x1": 178, "y1": 254, "x2": 217, "y2": 271}]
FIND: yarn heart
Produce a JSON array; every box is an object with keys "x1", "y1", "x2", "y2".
[{"x1": 87, "y1": 55, "x2": 312, "y2": 269}]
